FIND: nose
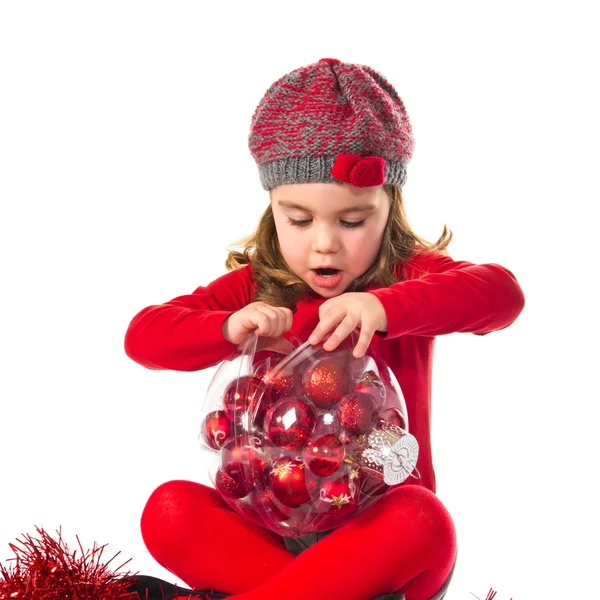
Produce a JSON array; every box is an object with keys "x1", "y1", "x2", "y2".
[{"x1": 311, "y1": 222, "x2": 341, "y2": 254}]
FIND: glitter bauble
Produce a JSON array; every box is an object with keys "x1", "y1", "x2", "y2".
[
  {"x1": 215, "y1": 468, "x2": 248, "y2": 499},
  {"x1": 302, "y1": 355, "x2": 352, "y2": 409},
  {"x1": 200, "y1": 410, "x2": 232, "y2": 450},
  {"x1": 378, "y1": 407, "x2": 407, "y2": 431},
  {"x1": 337, "y1": 392, "x2": 377, "y2": 434},
  {"x1": 302, "y1": 434, "x2": 345, "y2": 476},
  {"x1": 264, "y1": 397, "x2": 315, "y2": 450},
  {"x1": 252, "y1": 487, "x2": 293, "y2": 523},
  {"x1": 318, "y1": 476, "x2": 359, "y2": 516},
  {"x1": 269, "y1": 457, "x2": 311, "y2": 508}
]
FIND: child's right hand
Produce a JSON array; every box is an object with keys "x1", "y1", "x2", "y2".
[{"x1": 222, "y1": 302, "x2": 294, "y2": 346}]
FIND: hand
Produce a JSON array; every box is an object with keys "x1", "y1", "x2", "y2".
[
  {"x1": 308, "y1": 293, "x2": 388, "y2": 358},
  {"x1": 222, "y1": 302, "x2": 293, "y2": 346}
]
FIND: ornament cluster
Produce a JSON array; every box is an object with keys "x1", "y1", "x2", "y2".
[{"x1": 200, "y1": 338, "x2": 418, "y2": 537}]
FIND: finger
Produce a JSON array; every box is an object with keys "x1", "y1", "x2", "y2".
[
  {"x1": 253, "y1": 307, "x2": 279, "y2": 335},
  {"x1": 352, "y1": 325, "x2": 376, "y2": 358},
  {"x1": 309, "y1": 307, "x2": 345, "y2": 344},
  {"x1": 322, "y1": 316, "x2": 359, "y2": 351}
]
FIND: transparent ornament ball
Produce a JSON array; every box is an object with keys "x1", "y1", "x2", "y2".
[{"x1": 198, "y1": 331, "x2": 419, "y2": 538}]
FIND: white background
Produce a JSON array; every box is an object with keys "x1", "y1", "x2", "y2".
[{"x1": 1, "y1": 2, "x2": 598, "y2": 599}]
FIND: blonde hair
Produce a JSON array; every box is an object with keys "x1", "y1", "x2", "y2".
[{"x1": 225, "y1": 185, "x2": 452, "y2": 311}]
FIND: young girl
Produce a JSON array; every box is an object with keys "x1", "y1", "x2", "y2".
[{"x1": 123, "y1": 58, "x2": 525, "y2": 600}]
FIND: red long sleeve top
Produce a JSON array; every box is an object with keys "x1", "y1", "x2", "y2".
[{"x1": 124, "y1": 249, "x2": 525, "y2": 493}]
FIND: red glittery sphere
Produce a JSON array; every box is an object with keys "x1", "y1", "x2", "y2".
[
  {"x1": 337, "y1": 392, "x2": 377, "y2": 434},
  {"x1": 302, "y1": 355, "x2": 352, "y2": 409},
  {"x1": 201, "y1": 410, "x2": 232, "y2": 450},
  {"x1": 264, "y1": 397, "x2": 314, "y2": 450},
  {"x1": 215, "y1": 468, "x2": 248, "y2": 499},
  {"x1": 302, "y1": 434, "x2": 345, "y2": 476},
  {"x1": 252, "y1": 487, "x2": 293, "y2": 522},
  {"x1": 318, "y1": 476, "x2": 359, "y2": 516},
  {"x1": 269, "y1": 457, "x2": 311, "y2": 508},
  {"x1": 221, "y1": 439, "x2": 269, "y2": 488},
  {"x1": 378, "y1": 407, "x2": 407, "y2": 431}
]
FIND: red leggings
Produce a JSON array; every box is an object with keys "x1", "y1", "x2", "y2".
[{"x1": 140, "y1": 480, "x2": 457, "y2": 600}]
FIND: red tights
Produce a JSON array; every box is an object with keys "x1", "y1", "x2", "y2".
[{"x1": 140, "y1": 480, "x2": 457, "y2": 600}]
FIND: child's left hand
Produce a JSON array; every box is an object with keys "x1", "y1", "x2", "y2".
[{"x1": 308, "y1": 292, "x2": 388, "y2": 358}]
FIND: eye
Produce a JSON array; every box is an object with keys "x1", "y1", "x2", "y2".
[
  {"x1": 287, "y1": 218, "x2": 311, "y2": 227},
  {"x1": 341, "y1": 220, "x2": 365, "y2": 228},
  {"x1": 287, "y1": 218, "x2": 366, "y2": 228}
]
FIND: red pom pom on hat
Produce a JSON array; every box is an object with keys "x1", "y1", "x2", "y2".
[{"x1": 331, "y1": 154, "x2": 386, "y2": 188}]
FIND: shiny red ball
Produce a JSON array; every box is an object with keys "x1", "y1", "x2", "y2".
[
  {"x1": 318, "y1": 476, "x2": 359, "y2": 516},
  {"x1": 302, "y1": 434, "x2": 345, "y2": 476},
  {"x1": 302, "y1": 355, "x2": 352, "y2": 409},
  {"x1": 201, "y1": 410, "x2": 232, "y2": 450},
  {"x1": 223, "y1": 375, "x2": 270, "y2": 420},
  {"x1": 264, "y1": 397, "x2": 314, "y2": 450},
  {"x1": 221, "y1": 439, "x2": 269, "y2": 487},
  {"x1": 215, "y1": 468, "x2": 248, "y2": 499},
  {"x1": 337, "y1": 392, "x2": 377, "y2": 434},
  {"x1": 378, "y1": 407, "x2": 407, "y2": 431},
  {"x1": 269, "y1": 457, "x2": 311, "y2": 508}
]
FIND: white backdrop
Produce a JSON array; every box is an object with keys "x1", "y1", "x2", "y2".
[{"x1": 1, "y1": 2, "x2": 598, "y2": 599}]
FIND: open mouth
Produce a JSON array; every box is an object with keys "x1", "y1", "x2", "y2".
[{"x1": 314, "y1": 268, "x2": 340, "y2": 278}]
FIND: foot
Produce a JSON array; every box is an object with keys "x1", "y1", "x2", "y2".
[{"x1": 121, "y1": 574, "x2": 230, "y2": 599}]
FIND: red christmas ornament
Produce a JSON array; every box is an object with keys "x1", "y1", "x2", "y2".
[
  {"x1": 201, "y1": 409, "x2": 232, "y2": 450},
  {"x1": 259, "y1": 361, "x2": 296, "y2": 399},
  {"x1": 318, "y1": 476, "x2": 359, "y2": 516},
  {"x1": 221, "y1": 438, "x2": 269, "y2": 487},
  {"x1": 379, "y1": 407, "x2": 407, "y2": 431},
  {"x1": 215, "y1": 468, "x2": 248, "y2": 499},
  {"x1": 337, "y1": 392, "x2": 377, "y2": 434},
  {"x1": 302, "y1": 434, "x2": 345, "y2": 476},
  {"x1": 252, "y1": 487, "x2": 293, "y2": 523},
  {"x1": 269, "y1": 457, "x2": 311, "y2": 508},
  {"x1": 302, "y1": 355, "x2": 352, "y2": 409},
  {"x1": 355, "y1": 369, "x2": 385, "y2": 404},
  {"x1": 223, "y1": 375, "x2": 269, "y2": 420},
  {"x1": 264, "y1": 396, "x2": 315, "y2": 450}
]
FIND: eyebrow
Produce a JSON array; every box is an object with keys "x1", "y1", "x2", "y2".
[{"x1": 277, "y1": 200, "x2": 377, "y2": 214}]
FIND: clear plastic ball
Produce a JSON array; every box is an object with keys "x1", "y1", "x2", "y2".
[{"x1": 198, "y1": 331, "x2": 418, "y2": 538}]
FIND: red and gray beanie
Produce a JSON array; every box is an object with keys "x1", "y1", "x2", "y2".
[{"x1": 248, "y1": 58, "x2": 414, "y2": 191}]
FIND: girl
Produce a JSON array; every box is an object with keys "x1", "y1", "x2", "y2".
[{"x1": 123, "y1": 58, "x2": 525, "y2": 600}]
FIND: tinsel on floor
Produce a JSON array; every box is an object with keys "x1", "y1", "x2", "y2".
[{"x1": 0, "y1": 526, "x2": 513, "y2": 599}]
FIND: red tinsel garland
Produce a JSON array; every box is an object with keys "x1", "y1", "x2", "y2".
[{"x1": 0, "y1": 526, "x2": 141, "y2": 600}]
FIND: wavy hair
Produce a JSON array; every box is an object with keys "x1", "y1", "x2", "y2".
[{"x1": 224, "y1": 185, "x2": 452, "y2": 311}]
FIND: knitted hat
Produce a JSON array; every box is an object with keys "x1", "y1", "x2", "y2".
[{"x1": 248, "y1": 57, "x2": 414, "y2": 191}]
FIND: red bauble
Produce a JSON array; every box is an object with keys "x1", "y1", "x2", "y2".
[
  {"x1": 302, "y1": 434, "x2": 345, "y2": 476},
  {"x1": 269, "y1": 457, "x2": 311, "y2": 508},
  {"x1": 252, "y1": 487, "x2": 293, "y2": 523},
  {"x1": 201, "y1": 410, "x2": 232, "y2": 450},
  {"x1": 221, "y1": 439, "x2": 269, "y2": 488},
  {"x1": 355, "y1": 370, "x2": 385, "y2": 404},
  {"x1": 378, "y1": 407, "x2": 407, "y2": 431},
  {"x1": 318, "y1": 476, "x2": 359, "y2": 516},
  {"x1": 223, "y1": 375, "x2": 270, "y2": 421},
  {"x1": 302, "y1": 355, "x2": 352, "y2": 409},
  {"x1": 264, "y1": 397, "x2": 314, "y2": 450},
  {"x1": 215, "y1": 468, "x2": 248, "y2": 499},
  {"x1": 337, "y1": 392, "x2": 377, "y2": 434}
]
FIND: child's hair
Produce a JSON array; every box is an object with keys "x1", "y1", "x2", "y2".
[{"x1": 225, "y1": 185, "x2": 452, "y2": 311}]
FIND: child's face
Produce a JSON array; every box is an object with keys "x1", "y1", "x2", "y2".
[{"x1": 270, "y1": 183, "x2": 390, "y2": 298}]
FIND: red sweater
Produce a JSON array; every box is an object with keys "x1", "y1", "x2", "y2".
[{"x1": 124, "y1": 250, "x2": 525, "y2": 493}]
